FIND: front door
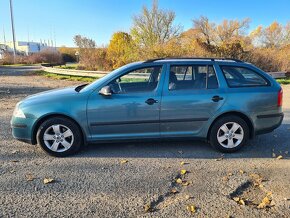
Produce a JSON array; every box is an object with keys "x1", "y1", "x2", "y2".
[
  {"x1": 87, "y1": 65, "x2": 164, "y2": 140},
  {"x1": 160, "y1": 63, "x2": 225, "y2": 137}
]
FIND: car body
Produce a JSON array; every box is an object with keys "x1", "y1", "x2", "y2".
[{"x1": 11, "y1": 58, "x2": 284, "y2": 156}]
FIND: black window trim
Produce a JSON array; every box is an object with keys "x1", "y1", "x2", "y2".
[
  {"x1": 168, "y1": 64, "x2": 219, "y2": 91},
  {"x1": 219, "y1": 65, "x2": 271, "y2": 88}
]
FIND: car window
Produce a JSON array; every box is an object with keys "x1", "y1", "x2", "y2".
[
  {"x1": 108, "y1": 66, "x2": 162, "y2": 94},
  {"x1": 221, "y1": 66, "x2": 269, "y2": 87},
  {"x1": 169, "y1": 65, "x2": 218, "y2": 90}
]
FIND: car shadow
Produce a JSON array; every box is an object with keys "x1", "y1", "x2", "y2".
[{"x1": 75, "y1": 123, "x2": 290, "y2": 159}]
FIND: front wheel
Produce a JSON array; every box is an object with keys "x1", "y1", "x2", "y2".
[
  {"x1": 36, "y1": 117, "x2": 83, "y2": 157},
  {"x1": 209, "y1": 115, "x2": 249, "y2": 152}
]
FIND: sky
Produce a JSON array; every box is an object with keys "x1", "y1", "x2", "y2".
[{"x1": 0, "y1": 0, "x2": 289, "y2": 47}]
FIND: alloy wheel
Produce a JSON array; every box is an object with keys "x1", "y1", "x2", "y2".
[
  {"x1": 43, "y1": 124, "x2": 74, "y2": 152},
  {"x1": 217, "y1": 122, "x2": 244, "y2": 148}
]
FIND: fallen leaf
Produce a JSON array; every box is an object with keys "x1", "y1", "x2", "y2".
[
  {"x1": 233, "y1": 197, "x2": 240, "y2": 202},
  {"x1": 171, "y1": 188, "x2": 178, "y2": 194},
  {"x1": 120, "y1": 160, "x2": 128, "y2": 164},
  {"x1": 239, "y1": 199, "x2": 245, "y2": 205},
  {"x1": 180, "y1": 161, "x2": 189, "y2": 166},
  {"x1": 257, "y1": 196, "x2": 271, "y2": 209},
  {"x1": 26, "y1": 174, "x2": 35, "y2": 181},
  {"x1": 228, "y1": 172, "x2": 233, "y2": 176},
  {"x1": 176, "y1": 178, "x2": 183, "y2": 184},
  {"x1": 259, "y1": 184, "x2": 264, "y2": 188},
  {"x1": 144, "y1": 204, "x2": 152, "y2": 213},
  {"x1": 11, "y1": 160, "x2": 19, "y2": 163},
  {"x1": 186, "y1": 204, "x2": 196, "y2": 214},
  {"x1": 233, "y1": 197, "x2": 245, "y2": 205},
  {"x1": 239, "y1": 170, "x2": 244, "y2": 174},
  {"x1": 43, "y1": 178, "x2": 54, "y2": 184},
  {"x1": 182, "y1": 181, "x2": 190, "y2": 186},
  {"x1": 266, "y1": 192, "x2": 273, "y2": 196},
  {"x1": 222, "y1": 176, "x2": 229, "y2": 182},
  {"x1": 215, "y1": 157, "x2": 223, "y2": 161},
  {"x1": 180, "y1": 169, "x2": 187, "y2": 175},
  {"x1": 185, "y1": 195, "x2": 193, "y2": 200},
  {"x1": 276, "y1": 155, "x2": 283, "y2": 160}
]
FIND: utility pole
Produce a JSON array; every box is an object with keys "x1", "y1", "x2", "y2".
[{"x1": 9, "y1": 0, "x2": 17, "y2": 62}]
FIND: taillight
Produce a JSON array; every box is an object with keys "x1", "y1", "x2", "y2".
[{"x1": 278, "y1": 88, "x2": 283, "y2": 107}]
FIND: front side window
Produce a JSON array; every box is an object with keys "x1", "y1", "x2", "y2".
[
  {"x1": 169, "y1": 65, "x2": 218, "y2": 90},
  {"x1": 221, "y1": 66, "x2": 269, "y2": 87},
  {"x1": 108, "y1": 66, "x2": 162, "y2": 94}
]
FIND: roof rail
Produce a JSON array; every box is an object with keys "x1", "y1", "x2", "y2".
[{"x1": 144, "y1": 57, "x2": 243, "y2": 63}]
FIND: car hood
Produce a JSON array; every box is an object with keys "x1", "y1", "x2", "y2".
[{"x1": 20, "y1": 86, "x2": 78, "y2": 106}]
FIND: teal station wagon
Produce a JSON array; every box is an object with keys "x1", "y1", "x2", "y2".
[{"x1": 11, "y1": 58, "x2": 283, "y2": 156}]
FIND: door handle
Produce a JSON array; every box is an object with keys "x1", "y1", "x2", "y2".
[
  {"x1": 212, "y1": 95, "x2": 224, "y2": 102},
  {"x1": 145, "y1": 98, "x2": 158, "y2": 105}
]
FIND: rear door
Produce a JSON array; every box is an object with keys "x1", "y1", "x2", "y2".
[{"x1": 160, "y1": 63, "x2": 225, "y2": 137}]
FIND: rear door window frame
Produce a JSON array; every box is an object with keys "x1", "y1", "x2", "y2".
[{"x1": 167, "y1": 64, "x2": 220, "y2": 91}]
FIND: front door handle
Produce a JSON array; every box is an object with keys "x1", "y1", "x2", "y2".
[
  {"x1": 212, "y1": 95, "x2": 224, "y2": 102},
  {"x1": 145, "y1": 98, "x2": 158, "y2": 105}
]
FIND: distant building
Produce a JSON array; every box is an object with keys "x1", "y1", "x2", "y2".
[{"x1": 0, "y1": 41, "x2": 55, "y2": 56}]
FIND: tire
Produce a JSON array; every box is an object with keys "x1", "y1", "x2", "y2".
[
  {"x1": 209, "y1": 115, "x2": 249, "y2": 153},
  {"x1": 36, "y1": 116, "x2": 83, "y2": 157}
]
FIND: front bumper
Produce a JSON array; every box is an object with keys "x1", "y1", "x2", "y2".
[{"x1": 11, "y1": 116, "x2": 37, "y2": 144}]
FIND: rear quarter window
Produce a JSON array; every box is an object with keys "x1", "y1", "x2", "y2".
[{"x1": 220, "y1": 66, "x2": 269, "y2": 87}]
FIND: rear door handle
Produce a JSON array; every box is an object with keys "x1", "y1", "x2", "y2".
[
  {"x1": 212, "y1": 95, "x2": 224, "y2": 102},
  {"x1": 145, "y1": 98, "x2": 158, "y2": 105}
]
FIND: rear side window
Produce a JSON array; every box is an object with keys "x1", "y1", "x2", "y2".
[
  {"x1": 221, "y1": 66, "x2": 269, "y2": 87},
  {"x1": 169, "y1": 65, "x2": 218, "y2": 90}
]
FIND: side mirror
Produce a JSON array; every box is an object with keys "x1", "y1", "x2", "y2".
[{"x1": 99, "y1": 86, "x2": 112, "y2": 96}]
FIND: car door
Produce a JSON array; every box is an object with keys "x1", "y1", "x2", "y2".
[
  {"x1": 160, "y1": 63, "x2": 225, "y2": 137},
  {"x1": 87, "y1": 65, "x2": 165, "y2": 141}
]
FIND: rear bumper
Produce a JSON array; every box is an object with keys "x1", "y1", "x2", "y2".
[{"x1": 255, "y1": 112, "x2": 284, "y2": 135}]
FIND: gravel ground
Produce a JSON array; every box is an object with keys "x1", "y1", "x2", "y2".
[{"x1": 0, "y1": 66, "x2": 290, "y2": 217}]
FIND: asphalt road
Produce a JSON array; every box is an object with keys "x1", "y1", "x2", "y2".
[{"x1": 0, "y1": 66, "x2": 289, "y2": 217}]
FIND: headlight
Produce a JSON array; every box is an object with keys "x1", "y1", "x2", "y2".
[{"x1": 13, "y1": 107, "x2": 26, "y2": 118}]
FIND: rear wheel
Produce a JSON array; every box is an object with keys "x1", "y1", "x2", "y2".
[
  {"x1": 209, "y1": 115, "x2": 249, "y2": 152},
  {"x1": 36, "y1": 117, "x2": 82, "y2": 157}
]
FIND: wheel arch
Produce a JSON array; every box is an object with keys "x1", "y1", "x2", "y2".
[
  {"x1": 31, "y1": 113, "x2": 86, "y2": 145},
  {"x1": 207, "y1": 111, "x2": 254, "y2": 140}
]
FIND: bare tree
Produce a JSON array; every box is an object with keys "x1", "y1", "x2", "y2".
[
  {"x1": 73, "y1": 35, "x2": 96, "y2": 49},
  {"x1": 131, "y1": 0, "x2": 181, "y2": 48}
]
